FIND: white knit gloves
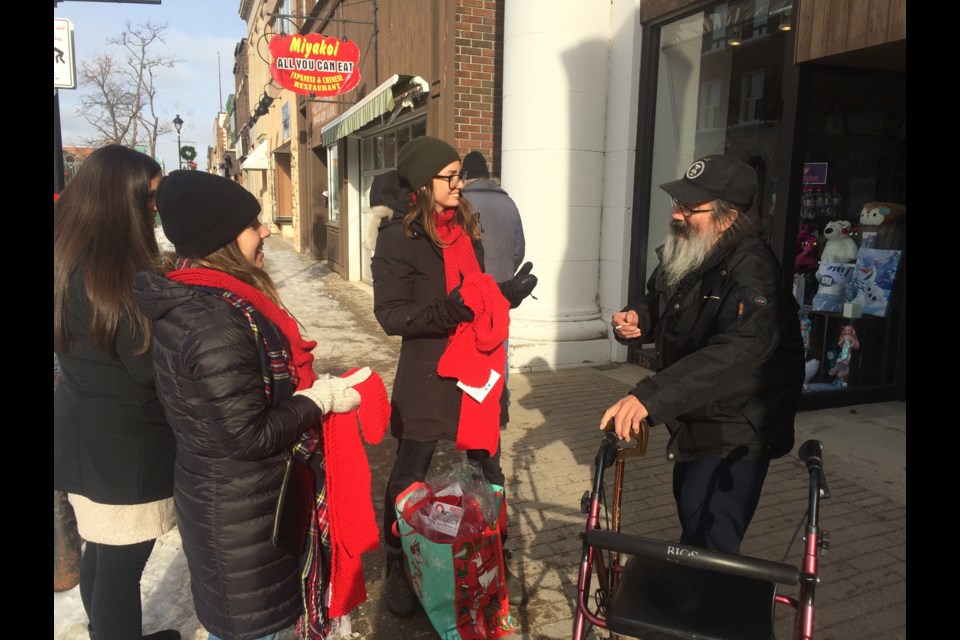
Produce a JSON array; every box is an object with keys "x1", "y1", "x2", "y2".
[{"x1": 294, "y1": 367, "x2": 373, "y2": 415}]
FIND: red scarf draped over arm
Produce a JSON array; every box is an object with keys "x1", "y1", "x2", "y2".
[{"x1": 323, "y1": 370, "x2": 390, "y2": 618}]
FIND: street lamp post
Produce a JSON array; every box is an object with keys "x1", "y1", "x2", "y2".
[{"x1": 173, "y1": 114, "x2": 184, "y2": 170}]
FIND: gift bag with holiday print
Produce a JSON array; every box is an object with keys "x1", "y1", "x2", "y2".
[{"x1": 394, "y1": 480, "x2": 515, "y2": 640}]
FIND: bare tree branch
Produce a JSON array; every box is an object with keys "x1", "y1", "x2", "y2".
[
  {"x1": 73, "y1": 20, "x2": 181, "y2": 158},
  {"x1": 76, "y1": 54, "x2": 141, "y2": 147}
]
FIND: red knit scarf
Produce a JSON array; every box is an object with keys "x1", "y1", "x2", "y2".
[
  {"x1": 434, "y1": 208, "x2": 481, "y2": 293},
  {"x1": 322, "y1": 369, "x2": 390, "y2": 619},
  {"x1": 166, "y1": 267, "x2": 318, "y2": 390},
  {"x1": 433, "y1": 210, "x2": 509, "y2": 455}
]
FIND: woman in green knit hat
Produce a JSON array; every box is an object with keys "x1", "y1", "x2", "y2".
[{"x1": 370, "y1": 136, "x2": 537, "y2": 617}]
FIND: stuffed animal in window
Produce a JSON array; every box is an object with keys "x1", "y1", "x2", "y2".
[
  {"x1": 860, "y1": 201, "x2": 905, "y2": 227},
  {"x1": 795, "y1": 225, "x2": 819, "y2": 274},
  {"x1": 859, "y1": 201, "x2": 905, "y2": 250},
  {"x1": 819, "y1": 220, "x2": 858, "y2": 264}
]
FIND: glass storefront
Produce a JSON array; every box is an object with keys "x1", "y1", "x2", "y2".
[
  {"x1": 646, "y1": 0, "x2": 794, "y2": 279},
  {"x1": 793, "y1": 68, "x2": 905, "y2": 403},
  {"x1": 639, "y1": 1, "x2": 906, "y2": 406}
]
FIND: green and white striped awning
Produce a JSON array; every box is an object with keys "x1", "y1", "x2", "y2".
[{"x1": 320, "y1": 74, "x2": 427, "y2": 147}]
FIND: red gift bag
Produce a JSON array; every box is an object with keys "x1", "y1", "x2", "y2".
[{"x1": 395, "y1": 480, "x2": 515, "y2": 639}]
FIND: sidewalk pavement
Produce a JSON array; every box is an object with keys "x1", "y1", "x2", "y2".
[{"x1": 54, "y1": 235, "x2": 906, "y2": 639}]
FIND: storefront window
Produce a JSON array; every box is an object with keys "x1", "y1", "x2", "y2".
[
  {"x1": 644, "y1": 1, "x2": 905, "y2": 403},
  {"x1": 359, "y1": 118, "x2": 427, "y2": 285},
  {"x1": 328, "y1": 145, "x2": 339, "y2": 223},
  {"x1": 793, "y1": 69, "x2": 905, "y2": 397},
  {"x1": 646, "y1": 0, "x2": 792, "y2": 279}
]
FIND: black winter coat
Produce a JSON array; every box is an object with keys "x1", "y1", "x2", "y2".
[
  {"x1": 371, "y1": 212, "x2": 487, "y2": 442},
  {"x1": 133, "y1": 270, "x2": 323, "y2": 640},
  {"x1": 625, "y1": 221, "x2": 804, "y2": 462},
  {"x1": 54, "y1": 271, "x2": 175, "y2": 504}
]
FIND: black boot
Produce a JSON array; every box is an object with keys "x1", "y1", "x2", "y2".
[
  {"x1": 384, "y1": 549, "x2": 417, "y2": 617},
  {"x1": 503, "y1": 548, "x2": 529, "y2": 606}
]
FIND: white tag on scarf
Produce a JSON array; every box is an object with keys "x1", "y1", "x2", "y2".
[{"x1": 457, "y1": 369, "x2": 501, "y2": 403}]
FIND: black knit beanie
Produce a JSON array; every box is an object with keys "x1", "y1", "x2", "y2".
[
  {"x1": 396, "y1": 136, "x2": 461, "y2": 190},
  {"x1": 157, "y1": 170, "x2": 261, "y2": 258},
  {"x1": 461, "y1": 151, "x2": 489, "y2": 180}
]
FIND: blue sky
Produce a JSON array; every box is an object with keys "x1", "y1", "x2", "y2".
[{"x1": 55, "y1": 0, "x2": 249, "y2": 172}]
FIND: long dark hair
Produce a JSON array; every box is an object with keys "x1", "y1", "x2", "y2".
[
  {"x1": 402, "y1": 180, "x2": 481, "y2": 246},
  {"x1": 54, "y1": 145, "x2": 162, "y2": 354}
]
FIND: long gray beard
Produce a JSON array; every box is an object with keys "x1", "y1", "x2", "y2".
[{"x1": 660, "y1": 219, "x2": 722, "y2": 289}]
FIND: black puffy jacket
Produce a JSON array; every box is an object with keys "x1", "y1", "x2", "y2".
[
  {"x1": 133, "y1": 270, "x2": 323, "y2": 640},
  {"x1": 625, "y1": 221, "x2": 804, "y2": 462}
]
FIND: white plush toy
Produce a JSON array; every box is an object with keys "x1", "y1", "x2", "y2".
[{"x1": 819, "y1": 220, "x2": 858, "y2": 264}]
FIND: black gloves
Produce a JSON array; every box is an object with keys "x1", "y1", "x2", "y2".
[
  {"x1": 499, "y1": 261, "x2": 538, "y2": 309},
  {"x1": 434, "y1": 285, "x2": 474, "y2": 328}
]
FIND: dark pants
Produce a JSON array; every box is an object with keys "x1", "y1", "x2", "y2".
[
  {"x1": 79, "y1": 539, "x2": 156, "y2": 640},
  {"x1": 383, "y1": 438, "x2": 504, "y2": 550},
  {"x1": 672, "y1": 455, "x2": 770, "y2": 555}
]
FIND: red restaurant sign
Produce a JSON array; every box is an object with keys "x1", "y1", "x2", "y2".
[{"x1": 269, "y1": 34, "x2": 361, "y2": 97}]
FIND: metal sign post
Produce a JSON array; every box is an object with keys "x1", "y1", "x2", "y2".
[{"x1": 54, "y1": 18, "x2": 76, "y2": 195}]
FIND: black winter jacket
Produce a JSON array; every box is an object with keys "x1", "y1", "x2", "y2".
[
  {"x1": 625, "y1": 222, "x2": 804, "y2": 462},
  {"x1": 133, "y1": 271, "x2": 323, "y2": 640},
  {"x1": 371, "y1": 212, "x2": 487, "y2": 442},
  {"x1": 54, "y1": 271, "x2": 176, "y2": 504}
]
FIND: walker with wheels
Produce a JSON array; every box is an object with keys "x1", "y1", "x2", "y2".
[{"x1": 572, "y1": 422, "x2": 830, "y2": 640}]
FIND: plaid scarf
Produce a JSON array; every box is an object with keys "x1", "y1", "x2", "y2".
[
  {"x1": 167, "y1": 264, "x2": 318, "y2": 390},
  {"x1": 297, "y1": 458, "x2": 334, "y2": 640}
]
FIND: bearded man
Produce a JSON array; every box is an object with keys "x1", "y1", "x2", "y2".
[{"x1": 601, "y1": 155, "x2": 804, "y2": 555}]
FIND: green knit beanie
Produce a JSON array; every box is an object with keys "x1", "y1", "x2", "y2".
[{"x1": 396, "y1": 136, "x2": 461, "y2": 190}]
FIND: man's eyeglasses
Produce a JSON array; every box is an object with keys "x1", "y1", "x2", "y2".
[
  {"x1": 671, "y1": 198, "x2": 713, "y2": 217},
  {"x1": 434, "y1": 172, "x2": 467, "y2": 187}
]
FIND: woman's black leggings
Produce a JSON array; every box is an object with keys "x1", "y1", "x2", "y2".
[{"x1": 79, "y1": 539, "x2": 156, "y2": 640}]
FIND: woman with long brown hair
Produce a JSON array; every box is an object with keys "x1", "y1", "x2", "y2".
[
  {"x1": 370, "y1": 137, "x2": 537, "y2": 617},
  {"x1": 54, "y1": 144, "x2": 180, "y2": 640}
]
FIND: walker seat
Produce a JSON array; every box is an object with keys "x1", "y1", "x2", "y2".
[{"x1": 594, "y1": 528, "x2": 790, "y2": 639}]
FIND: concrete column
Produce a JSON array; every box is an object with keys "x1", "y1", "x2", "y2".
[
  {"x1": 502, "y1": 0, "x2": 636, "y2": 370},
  {"x1": 599, "y1": 0, "x2": 643, "y2": 363}
]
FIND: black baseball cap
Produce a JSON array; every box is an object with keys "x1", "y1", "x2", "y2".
[{"x1": 659, "y1": 155, "x2": 757, "y2": 208}]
